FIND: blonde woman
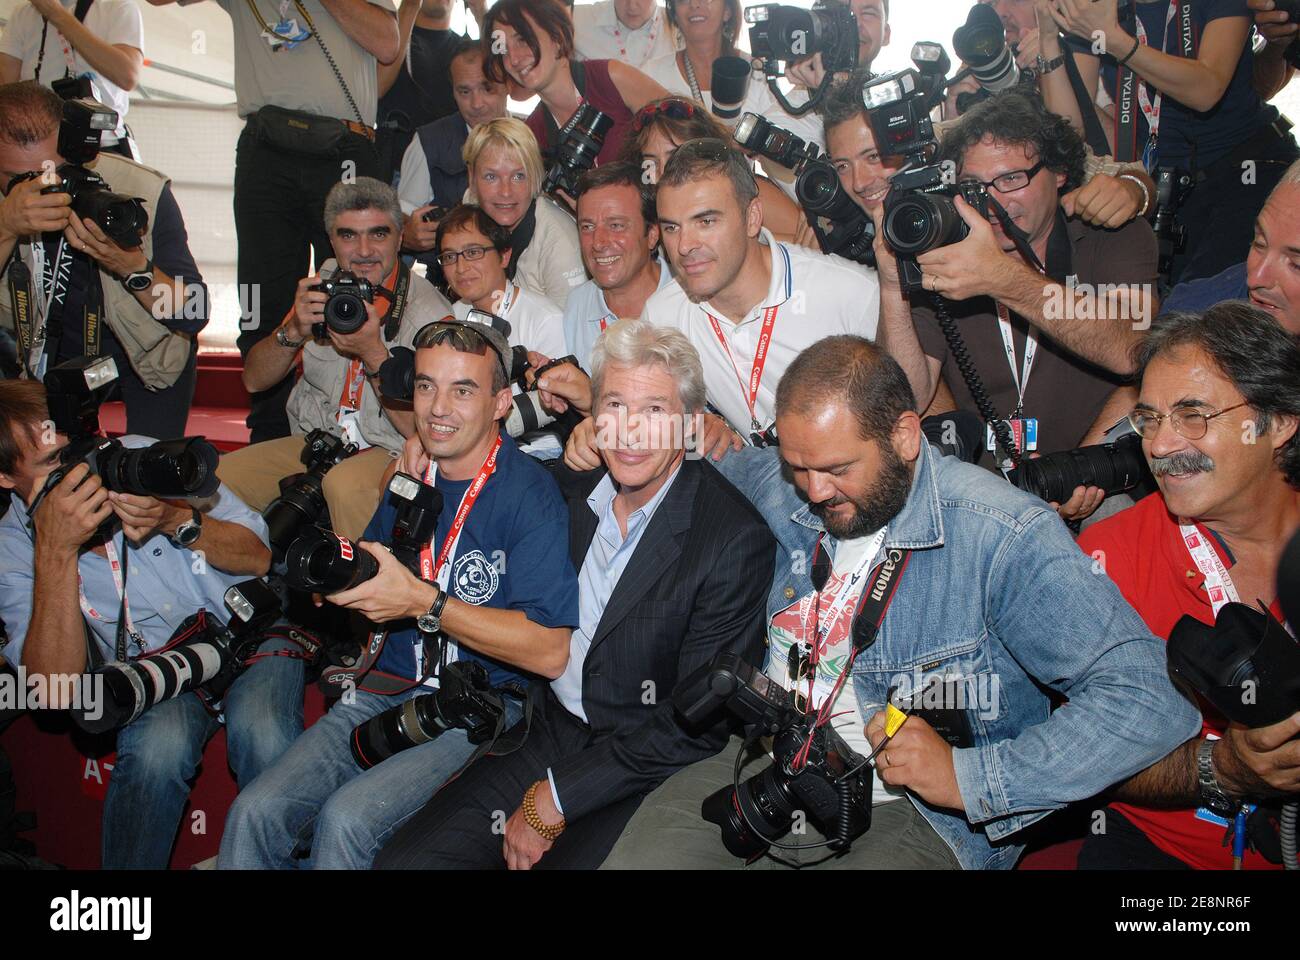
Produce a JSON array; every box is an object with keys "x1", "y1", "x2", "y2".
[{"x1": 463, "y1": 116, "x2": 587, "y2": 309}]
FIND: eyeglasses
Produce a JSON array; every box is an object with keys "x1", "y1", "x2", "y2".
[
  {"x1": 435, "y1": 244, "x2": 495, "y2": 267},
  {"x1": 959, "y1": 160, "x2": 1046, "y2": 195},
  {"x1": 632, "y1": 97, "x2": 699, "y2": 133},
  {"x1": 1128, "y1": 401, "x2": 1251, "y2": 441}
]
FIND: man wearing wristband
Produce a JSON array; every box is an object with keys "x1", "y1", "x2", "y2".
[
  {"x1": 219, "y1": 315, "x2": 579, "y2": 870},
  {"x1": 217, "y1": 177, "x2": 453, "y2": 540}
]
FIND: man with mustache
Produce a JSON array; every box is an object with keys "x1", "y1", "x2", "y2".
[
  {"x1": 602, "y1": 335, "x2": 1199, "y2": 870},
  {"x1": 217, "y1": 177, "x2": 454, "y2": 540},
  {"x1": 1160, "y1": 160, "x2": 1300, "y2": 335},
  {"x1": 883, "y1": 88, "x2": 1157, "y2": 521},
  {"x1": 1076, "y1": 302, "x2": 1300, "y2": 870}
]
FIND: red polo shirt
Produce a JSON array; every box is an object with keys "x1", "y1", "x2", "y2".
[{"x1": 1077, "y1": 492, "x2": 1284, "y2": 870}]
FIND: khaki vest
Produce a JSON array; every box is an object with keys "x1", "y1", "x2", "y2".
[{"x1": 0, "y1": 153, "x2": 192, "y2": 389}]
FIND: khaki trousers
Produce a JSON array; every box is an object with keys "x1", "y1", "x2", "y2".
[{"x1": 217, "y1": 436, "x2": 395, "y2": 541}]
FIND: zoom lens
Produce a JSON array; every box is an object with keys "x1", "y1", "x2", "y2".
[
  {"x1": 100, "y1": 437, "x2": 221, "y2": 498},
  {"x1": 701, "y1": 762, "x2": 801, "y2": 859},
  {"x1": 282, "y1": 527, "x2": 380, "y2": 593},
  {"x1": 325, "y1": 293, "x2": 368, "y2": 334},
  {"x1": 795, "y1": 160, "x2": 858, "y2": 220},
  {"x1": 883, "y1": 193, "x2": 968, "y2": 256},
  {"x1": 1009, "y1": 434, "x2": 1149, "y2": 505}
]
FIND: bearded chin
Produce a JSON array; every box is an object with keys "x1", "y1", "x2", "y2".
[{"x1": 815, "y1": 447, "x2": 913, "y2": 540}]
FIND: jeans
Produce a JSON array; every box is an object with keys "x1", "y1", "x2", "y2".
[
  {"x1": 217, "y1": 684, "x2": 523, "y2": 870},
  {"x1": 101, "y1": 634, "x2": 305, "y2": 869},
  {"x1": 232, "y1": 126, "x2": 380, "y2": 442}
]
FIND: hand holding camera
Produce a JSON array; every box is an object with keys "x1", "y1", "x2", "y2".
[
  {"x1": 291, "y1": 273, "x2": 329, "y2": 341},
  {"x1": 1250, "y1": 0, "x2": 1300, "y2": 47},
  {"x1": 325, "y1": 539, "x2": 436, "y2": 624},
  {"x1": 0, "y1": 174, "x2": 73, "y2": 240},
  {"x1": 33, "y1": 462, "x2": 112, "y2": 558},
  {"x1": 402, "y1": 203, "x2": 443, "y2": 252},
  {"x1": 324, "y1": 296, "x2": 388, "y2": 372},
  {"x1": 865, "y1": 708, "x2": 963, "y2": 810},
  {"x1": 913, "y1": 194, "x2": 1020, "y2": 301},
  {"x1": 1214, "y1": 716, "x2": 1300, "y2": 798},
  {"x1": 106, "y1": 491, "x2": 191, "y2": 546},
  {"x1": 63, "y1": 210, "x2": 149, "y2": 280}
]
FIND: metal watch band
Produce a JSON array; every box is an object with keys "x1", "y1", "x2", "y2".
[
  {"x1": 1196, "y1": 738, "x2": 1238, "y2": 815},
  {"x1": 275, "y1": 325, "x2": 307, "y2": 349}
]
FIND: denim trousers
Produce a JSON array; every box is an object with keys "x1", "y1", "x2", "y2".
[
  {"x1": 217, "y1": 684, "x2": 523, "y2": 870},
  {"x1": 102, "y1": 635, "x2": 305, "y2": 869}
]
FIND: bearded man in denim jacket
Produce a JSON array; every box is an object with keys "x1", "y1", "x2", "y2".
[{"x1": 603, "y1": 335, "x2": 1199, "y2": 870}]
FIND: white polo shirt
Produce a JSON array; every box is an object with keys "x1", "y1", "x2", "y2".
[
  {"x1": 562, "y1": 253, "x2": 672, "y2": 368},
  {"x1": 572, "y1": 1, "x2": 676, "y2": 69},
  {"x1": 452, "y1": 282, "x2": 567, "y2": 360},
  {"x1": 642, "y1": 229, "x2": 880, "y2": 437}
]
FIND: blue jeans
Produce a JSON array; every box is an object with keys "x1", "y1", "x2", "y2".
[
  {"x1": 217, "y1": 684, "x2": 523, "y2": 870},
  {"x1": 102, "y1": 635, "x2": 305, "y2": 869}
]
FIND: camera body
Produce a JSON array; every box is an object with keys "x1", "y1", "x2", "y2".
[
  {"x1": 542, "y1": 103, "x2": 613, "y2": 199},
  {"x1": 733, "y1": 113, "x2": 877, "y2": 268},
  {"x1": 36, "y1": 356, "x2": 221, "y2": 539},
  {"x1": 746, "y1": 1, "x2": 858, "y2": 76},
  {"x1": 311, "y1": 270, "x2": 375, "y2": 337},
  {"x1": 675, "y1": 652, "x2": 873, "y2": 859},
  {"x1": 1152, "y1": 167, "x2": 1191, "y2": 285}
]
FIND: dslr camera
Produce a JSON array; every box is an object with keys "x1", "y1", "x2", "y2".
[
  {"x1": 675, "y1": 652, "x2": 873, "y2": 859},
  {"x1": 746, "y1": 0, "x2": 858, "y2": 77},
  {"x1": 262, "y1": 428, "x2": 358, "y2": 562},
  {"x1": 311, "y1": 270, "x2": 375, "y2": 337},
  {"x1": 7, "y1": 98, "x2": 147, "y2": 249},
  {"x1": 950, "y1": 3, "x2": 1023, "y2": 113},
  {"x1": 732, "y1": 113, "x2": 876, "y2": 267},
  {"x1": 32, "y1": 356, "x2": 221, "y2": 540},
  {"x1": 71, "y1": 578, "x2": 308, "y2": 733},
  {"x1": 542, "y1": 103, "x2": 613, "y2": 199},
  {"x1": 863, "y1": 68, "x2": 991, "y2": 292}
]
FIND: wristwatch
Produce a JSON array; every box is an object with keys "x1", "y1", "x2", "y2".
[
  {"x1": 275, "y1": 325, "x2": 307, "y2": 349},
  {"x1": 172, "y1": 507, "x2": 203, "y2": 548},
  {"x1": 1035, "y1": 53, "x2": 1066, "y2": 76},
  {"x1": 122, "y1": 257, "x2": 154, "y2": 292},
  {"x1": 1196, "y1": 738, "x2": 1240, "y2": 818},
  {"x1": 415, "y1": 584, "x2": 449, "y2": 635}
]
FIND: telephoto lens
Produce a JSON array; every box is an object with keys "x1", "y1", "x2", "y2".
[
  {"x1": 952, "y1": 3, "x2": 1019, "y2": 91},
  {"x1": 1007, "y1": 432, "x2": 1149, "y2": 504},
  {"x1": 711, "y1": 56, "x2": 751, "y2": 120},
  {"x1": 98, "y1": 436, "x2": 222, "y2": 498},
  {"x1": 282, "y1": 527, "x2": 380, "y2": 594}
]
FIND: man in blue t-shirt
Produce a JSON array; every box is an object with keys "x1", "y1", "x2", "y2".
[{"x1": 219, "y1": 318, "x2": 579, "y2": 871}]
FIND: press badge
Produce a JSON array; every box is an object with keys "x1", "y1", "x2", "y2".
[
  {"x1": 336, "y1": 409, "x2": 370, "y2": 450},
  {"x1": 985, "y1": 417, "x2": 1038, "y2": 453},
  {"x1": 264, "y1": 13, "x2": 310, "y2": 51}
]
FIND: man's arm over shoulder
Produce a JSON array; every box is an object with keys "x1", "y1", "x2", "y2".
[
  {"x1": 951, "y1": 507, "x2": 1200, "y2": 829},
  {"x1": 549, "y1": 485, "x2": 777, "y2": 822}
]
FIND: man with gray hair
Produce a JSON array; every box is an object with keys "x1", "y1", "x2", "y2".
[
  {"x1": 1161, "y1": 158, "x2": 1300, "y2": 336},
  {"x1": 217, "y1": 175, "x2": 453, "y2": 539},
  {"x1": 374, "y1": 318, "x2": 776, "y2": 870}
]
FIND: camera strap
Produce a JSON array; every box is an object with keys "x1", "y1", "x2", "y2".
[
  {"x1": 1061, "y1": 47, "x2": 1112, "y2": 160},
  {"x1": 504, "y1": 202, "x2": 537, "y2": 282},
  {"x1": 5, "y1": 251, "x2": 37, "y2": 377},
  {"x1": 77, "y1": 533, "x2": 143, "y2": 662},
  {"x1": 419, "y1": 433, "x2": 502, "y2": 583},
  {"x1": 34, "y1": 0, "x2": 94, "y2": 83},
  {"x1": 542, "y1": 62, "x2": 589, "y2": 157},
  {"x1": 1180, "y1": 524, "x2": 1241, "y2": 617}
]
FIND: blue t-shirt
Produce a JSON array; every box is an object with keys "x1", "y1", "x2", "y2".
[
  {"x1": 366, "y1": 432, "x2": 579, "y2": 690},
  {"x1": 1090, "y1": 0, "x2": 1274, "y2": 168},
  {"x1": 1160, "y1": 260, "x2": 1248, "y2": 315}
]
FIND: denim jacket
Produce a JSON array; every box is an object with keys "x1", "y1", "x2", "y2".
[{"x1": 717, "y1": 441, "x2": 1201, "y2": 870}]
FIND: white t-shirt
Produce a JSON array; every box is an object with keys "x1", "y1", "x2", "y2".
[
  {"x1": 572, "y1": 1, "x2": 676, "y2": 69},
  {"x1": 452, "y1": 282, "x2": 566, "y2": 361},
  {"x1": 641, "y1": 229, "x2": 880, "y2": 437},
  {"x1": 0, "y1": 0, "x2": 144, "y2": 141},
  {"x1": 766, "y1": 529, "x2": 905, "y2": 805}
]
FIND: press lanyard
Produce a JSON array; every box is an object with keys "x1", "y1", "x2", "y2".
[
  {"x1": 1133, "y1": 0, "x2": 1179, "y2": 168},
  {"x1": 497, "y1": 283, "x2": 518, "y2": 318},
  {"x1": 339, "y1": 359, "x2": 367, "y2": 412},
  {"x1": 1179, "y1": 524, "x2": 1242, "y2": 618},
  {"x1": 706, "y1": 305, "x2": 779, "y2": 434},
  {"x1": 418, "y1": 433, "x2": 503, "y2": 585},
  {"x1": 994, "y1": 302, "x2": 1037, "y2": 417},
  {"x1": 78, "y1": 535, "x2": 143, "y2": 661},
  {"x1": 803, "y1": 529, "x2": 888, "y2": 649}
]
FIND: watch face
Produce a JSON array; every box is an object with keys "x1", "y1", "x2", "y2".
[
  {"x1": 176, "y1": 522, "x2": 201, "y2": 547},
  {"x1": 416, "y1": 614, "x2": 440, "y2": 634},
  {"x1": 126, "y1": 273, "x2": 153, "y2": 291}
]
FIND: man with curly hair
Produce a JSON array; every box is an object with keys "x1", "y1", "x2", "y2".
[{"x1": 879, "y1": 89, "x2": 1157, "y2": 521}]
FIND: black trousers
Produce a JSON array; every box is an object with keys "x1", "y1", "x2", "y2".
[
  {"x1": 232, "y1": 126, "x2": 379, "y2": 442},
  {"x1": 374, "y1": 692, "x2": 646, "y2": 870},
  {"x1": 1077, "y1": 808, "x2": 1193, "y2": 870},
  {"x1": 1169, "y1": 130, "x2": 1300, "y2": 285}
]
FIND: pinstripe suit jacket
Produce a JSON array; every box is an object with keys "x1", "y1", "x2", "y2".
[{"x1": 546, "y1": 457, "x2": 776, "y2": 822}]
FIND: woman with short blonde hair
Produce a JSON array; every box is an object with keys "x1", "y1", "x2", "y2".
[{"x1": 461, "y1": 117, "x2": 586, "y2": 310}]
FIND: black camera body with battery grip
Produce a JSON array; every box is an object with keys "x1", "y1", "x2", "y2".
[{"x1": 674, "y1": 652, "x2": 873, "y2": 860}]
